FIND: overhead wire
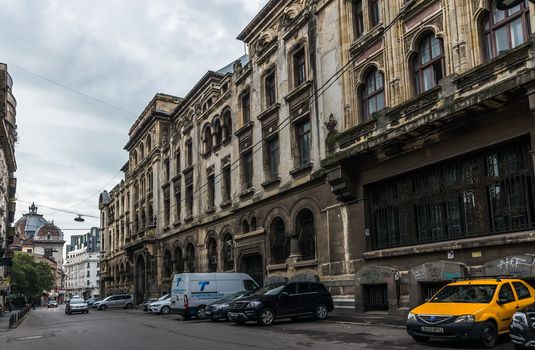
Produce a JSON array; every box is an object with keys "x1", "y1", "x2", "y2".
[{"x1": 122, "y1": 4, "x2": 414, "y2": 222}]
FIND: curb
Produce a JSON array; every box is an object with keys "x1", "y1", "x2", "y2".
[{"x1": 325, "y1": 319, "x2": 406, "y2": 329}]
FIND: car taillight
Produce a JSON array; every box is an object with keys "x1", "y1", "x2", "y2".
[{"x1": 184, "y1": 295, "x2": 188, "y2": 309}]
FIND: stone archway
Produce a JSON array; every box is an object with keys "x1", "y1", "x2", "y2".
[{"x1": 135, "y1": 254, "x2": 146, "y2": 304}]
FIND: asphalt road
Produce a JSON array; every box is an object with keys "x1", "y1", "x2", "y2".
[{"x1": 0, "y1": 306, "x2": 515, "y2": 350}]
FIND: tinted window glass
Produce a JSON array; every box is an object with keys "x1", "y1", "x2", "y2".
[
  {"x1": 498, "y1": 283, "x2": 516, "y2": 303},
  {"x1": 284, "y1": 283, "x2": 298, "y2": 295},
  {"x1": 297, "y1": 283, "x2": 310, "y2": 294},
  {"x1": 243, "y1": 280, "x2": 257, "y2": 291},
  {"x1": 513, "y1": 282, "x2": 531, "y2": 300}
]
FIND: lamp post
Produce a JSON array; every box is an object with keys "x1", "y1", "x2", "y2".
[{"x1": 496, "y1": 0, "x2": 535, "y2": 10}]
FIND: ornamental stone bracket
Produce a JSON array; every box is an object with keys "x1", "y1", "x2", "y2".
[{"x1": 326, "y1": 165, "x2": 357, "y2": 202}]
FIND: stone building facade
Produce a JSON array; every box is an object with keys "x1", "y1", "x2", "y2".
[
  {"x1": 0, "y1": 63, "x2": 17, "y2": 311},
  {"x1": 321, "y1": 0, "x2": 535, "y2": 314},
  {"x1": 100, "y1": 0, "x2": 535, "y2": 314},
  {"x1": 64, "y1": 228, "x2": 101, "y2": 299}
]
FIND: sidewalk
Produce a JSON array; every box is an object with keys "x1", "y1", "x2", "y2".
[{"x1": 329, "y1": 308, "x2": 406, "y2": 328}]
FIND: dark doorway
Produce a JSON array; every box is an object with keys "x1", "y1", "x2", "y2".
[
  {"x1": 363, "y1": 284, "x2": 389, "y2": 311},
  {"x1": 419, "y1": 282, "x2": 448, "y2": 303},
  {"x1": 135, "y1": 255, "x2": 146, "y2": 304},
  {"x1": 240, "y1": 254, "x2": 264, "y2": 287}
]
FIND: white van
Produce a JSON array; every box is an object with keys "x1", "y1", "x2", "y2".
[{"x1": 170, "y1": 272, "x2": 259, "y2": 319}]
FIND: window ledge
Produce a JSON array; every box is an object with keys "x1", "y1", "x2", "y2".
[
  {"x1": 284, "y1": 81, "x2": 312, "y2": 102},
  {"x1": 222, "y1": 137, "x2": 232, "y2": 146},
  {"x1": 184, "y1": 215, "x2": 194, "y2": 223},
  {"x1": 171, "y1": 173, "x2": 181, "y2": 182},
  {"x1": 219, "y1": 200, "x2": 232, "y2": 209},
  {"x1": 290, "y1": 162, "x2": 313, "y2": 178},
  {"x1": 205, "y1": 206, "x2": 216, "y2": 214},
  {"x1": 261, "y1": 176, "x2": 281, "y2": 188},
  {"x1": 238, "y1": 187, "x2": 255, "y2": 198},
  {"x1": 294, "y1": 259, "x2": 318, "y2": 268},
  {"x1": 173, "y1": 221, "x2": 181, "y2": 227},
  {"x1": 363, "y1": 230, "x2": 535, "y2": 260},
  {"x1": 257, "y1": 103, "x2": 280, "y2": 121},
  {"x1": 267, "y1": 263, "x2": 287, "y2": 271},
  {"x1": 235, "y1": 121, "x2": 254, "y2": 137},
  {"x1": 182, "y1": 165, "x2": 194, "y2": 174}
]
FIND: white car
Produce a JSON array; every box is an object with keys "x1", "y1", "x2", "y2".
[{"x1": 148, "y1": 294, "x2": 171, "y2": 315}]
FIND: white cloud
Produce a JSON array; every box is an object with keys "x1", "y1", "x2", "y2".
[{"x1": 0, "y1": 0, "x2": 267, "y2": 245}]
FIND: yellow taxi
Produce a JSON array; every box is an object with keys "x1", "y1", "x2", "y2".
[{"x1": 406, "y1": 278, "x2": 535, "y2": 348}]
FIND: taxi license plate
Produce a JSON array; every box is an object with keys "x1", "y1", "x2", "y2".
[{"x1": 421, "y1": 326, "x2": 444, "y2": 333}]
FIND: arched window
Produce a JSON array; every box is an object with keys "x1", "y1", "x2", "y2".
[
  {"x1": 360, "y1": 68, "x2": 385, "y2": 121},
  {"x1": 163, "y1": 250, "x2": 172, "y2": 277},
  {"x1": 250, "y1": 216, "x2": 257, "y2": 231},
  {"x1": 213, "y1": 118, "x2": 222, "y2": 148},
  {"x1": 242, "y1": 219, "x2": 250, "y2": 233},
  {"x1": 207, "y1": 237, "x2": 217, "y2": 272},
  {"x1": 186, "y1": 243, "x2": 195, "y2": 272},
  {"x1": 146, "y1": 135, "x2": 151, "y2": 151},
  {"x1": 482, "y1": 1, "x2": 530, "y2": 61},
  {"x1": 222, "y1": 233, "x2": 234, "y2": 271},
  {"x1": 295, "y1": 209, "x2": 316, "y2": 260},
  {"x1": 412, "y1": 34, "x2": 444, "y2": 95},
  {"x1": 203, "y1": 125, "x2": 212, "y2": 154},
  {"x1": 270, "y1": 217, "x2": 289, "y2": 264},
  {"x1": 222, "y1": 109, "x2": 232, "y2": 140},
  {"x1": 140, "y1": 142, "x2": 144, "y2": 159},
  {"x1": 173, "y1": 246, "x2": 184, "y2": 273}
]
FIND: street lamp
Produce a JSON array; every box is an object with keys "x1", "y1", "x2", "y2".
[{"x1": 496, "y1": 0, "x2": 535, "y2": 10}]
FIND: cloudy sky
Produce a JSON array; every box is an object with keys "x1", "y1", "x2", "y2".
[{"x1": 0, "y1": 0, "x2": 266, "y2": 246}]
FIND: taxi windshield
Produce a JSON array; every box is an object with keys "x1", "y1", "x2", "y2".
[{"x1": 430, "y1": 285, "x2": 497, "y2": 303}]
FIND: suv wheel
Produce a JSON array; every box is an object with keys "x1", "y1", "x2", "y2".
[
  {"x1": 196, "y1": 306, "x2": 206, "y2": 319},
  {"x1": 480, "y1": 321, "x2": 497, "y2": 348},
  {"x1": 160, "y1": 306, "x2": 170, "y2": 315},
  {"x1": 99, "y1": 305, "x2": 107, "y2": 311},
  {"x1": 258, "y1": 308, "x2": 275, "y2": 326},
  {"x1": 125, "y1": 303, "x2": 132, "y2": 309},
  {"x1": 313, "y1": 304, "x2": 328, "y2": 320}
]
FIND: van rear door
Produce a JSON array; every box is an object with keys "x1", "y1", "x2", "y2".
[{"x1": 171, "y1": 274, "x2": 188, "y2": 309}]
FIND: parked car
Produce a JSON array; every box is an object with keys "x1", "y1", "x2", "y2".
[
  {"x1": 94, "y1": 294, "x2": 134, "y2": 310},
  {"x1": 227, "y1": 281, "x2": 334, "y2": 326},
  {"x1": 205, "y1": 290, "x2": 253, "y2": 321},
  {"x1": 148, "y1": 294, "x2": 172, "y2": 315},
  {"x1": 143, "y1": 297, "x2": 160, "y2": 312},
  {"x1": 510, "y1": 304, "x2": 535, "y2": 349},
  {"x1": 170, "y1": 272, "x2": 259, "y2": 319},
  {"x1": 85, "y1": 297, "x2": 102, "y2": 306},
  {"x1": 65, "y1": 298, "x2": 89, "y2": 315},
  {"x1": 47, "y1": 299, "x2": 58, "y2": 308},
  {"x1": 406, "y1": 278, "x2": 535, "y2": 348}
]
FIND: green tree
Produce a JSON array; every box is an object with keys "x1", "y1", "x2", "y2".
[{"x1": 11, "y1": 252, "x2": 54, "y2": 298}]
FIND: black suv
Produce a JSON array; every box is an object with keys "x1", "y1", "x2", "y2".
[
  {"x1": 227, "y1": 282, "x2": 334, "y2": 325},
  {"x1": 510, "y1": 305, "x2": 535, "y2": 349}
]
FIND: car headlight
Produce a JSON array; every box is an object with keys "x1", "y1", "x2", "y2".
[
  {"x1": 454, "y1": 315, "x2": 475, "y2": 323},
  {"x1": 247, "y1": 301, "x2": 262, "y2": 308},
  {"x1": 407, "y1": 312, "x2": 416, "y2": 321},
  {"x1": 218, "y1": 303, "x2": 229, "y2": 309},
  {"x1": 151, "y1": 304, "x2": 160, "y2": 307}
]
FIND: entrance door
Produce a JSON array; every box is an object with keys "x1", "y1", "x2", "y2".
[
  {"x1": 240, "y1": 254, "x2": 264, "y2": 287},
  {"x1": 135, "y1": 255, "x2": 146, "y2": 304}
]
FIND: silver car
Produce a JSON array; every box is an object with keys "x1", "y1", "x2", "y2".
[
  {"x1": 94, "y1": 294, "x2": 134, "y2": 310},
  {"x1": 65, "y1": 298, "x2": 89, "y2": 315}
]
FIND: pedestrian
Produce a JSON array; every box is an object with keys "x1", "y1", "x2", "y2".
[
  {"x1": 8, "y1": 301, "x2": 12, "y2": 313},
  {"x1": 31, "y1": 299, "x2": 35, "y2": 310}
]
